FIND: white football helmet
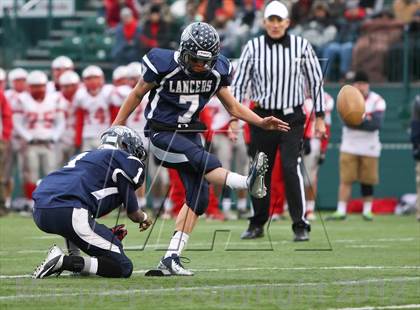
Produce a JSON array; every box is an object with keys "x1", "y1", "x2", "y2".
[
  {"x1": 112, "y1": 66, "x2": 129, "y2": 81},
  {"x1": 8, "y1": 68, "x2": 28, "y2": 84},
  {"x1": 127, "y1": 62, "x2": 143, "y2": 78},
  {"x1": 59, "y1": 70, "x2": 80, "y2": 86},
  {"x1": 82, "y1": 65, "x2": 104, "y2": 79},
  {"x1": 27, "y1": 70, "x2": 48, "y2": 85},
  {"x1": 52, "y1": 56, "x2": 74, "y2": 69}
]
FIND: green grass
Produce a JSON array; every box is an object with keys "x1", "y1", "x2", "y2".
[{"x1": 0, "y1": 212, "x2": 419, "y2": 309}]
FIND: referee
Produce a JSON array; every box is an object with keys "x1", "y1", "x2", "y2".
[{"x1": 232, "y1": 1, "x2": 326, "y2": 241}]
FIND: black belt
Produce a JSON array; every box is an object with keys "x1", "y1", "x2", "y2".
[
  {"x1": 148, "y1": 120, "x2": 207, "y2": 133},
  {"x1": 253, "y1": 105, "x2": 303, "y2": 116}
]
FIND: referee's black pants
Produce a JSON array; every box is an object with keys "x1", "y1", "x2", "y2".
[{"x1": 248, "y1": 107, "x2": 308, "y2": 227}]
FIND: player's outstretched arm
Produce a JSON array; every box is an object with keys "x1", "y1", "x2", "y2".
[
  {"x1": 216, "y1": 87, "x2": 290, "y2": 132},
  {"x1": 127, "y1": 209, "x2": 152, "y2": 232},
  {"x1": 112, "y1": 77, "x2": 155, "y2": 125}
]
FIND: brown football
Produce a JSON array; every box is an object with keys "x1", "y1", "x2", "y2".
[{"x1": 337, "y1": 85, "x2": 365, "y2": 126}]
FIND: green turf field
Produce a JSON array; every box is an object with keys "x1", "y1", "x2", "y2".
[{"x1": 0, "y1": 212, "x2": 419, "y2": 310}]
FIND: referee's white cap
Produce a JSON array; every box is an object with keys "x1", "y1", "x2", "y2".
[{"x1": 264, "y1": 1, "x2": 289, "y2": 19}]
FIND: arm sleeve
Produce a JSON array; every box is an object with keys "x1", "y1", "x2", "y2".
[
  {"x1": 52, "y1": 97, "x2": 66, "y2": 142},
  {"x1": 320, "y1": 124, "x2": 331, "y2": 153},
  {"x1": 114, "y1": 154, "x2": 145, "y2": 212},
  {"x1": 302, "y1": 42, "x2": 325, "y2": 116},
  {"x1": 232, "y1": 42, "x2": 253, "y2": 103},
  {"x1": 0, "y1": 92, "x2": 13, "y2": 141},
  {"x1": 115, "y1": 173, "x2": 139, "y2": 214},
  {"x1": 12, "y1": 98, "x2": 32, "y2": 142},
  {"x1": 74, "y1": 107, "x2": 84, "y2": 148},
  {"x1": 356, "y1": 111, "x2": 385, "y2": 132}
]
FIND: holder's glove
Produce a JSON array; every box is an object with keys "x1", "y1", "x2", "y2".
[
  {"x1": 110, "y1": 224, "x2": 128, "y2": 241},
  {"x1": 139, "y1": 212, "x2": 152, "y2": 232}
]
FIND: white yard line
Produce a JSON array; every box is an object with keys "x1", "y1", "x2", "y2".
[
  {"x1": 345, "y1": 245, "x2": 389, "y2": 249},
  {"x1": 0, "y1": 276, "x2": 418, "y2": 301},
  {"x1": 24, "y1": 236, "x2": 60, "y2": 240},
  {"x1": 335, "y1": 238, "x2": 415, "y2": 243},
  {"x1": 1, "y1": 265, "x2": 419, "y2": 279},
  {"x1": 330, "y1": 304, "x2": 420, "y2": 310},
  {"x1": 1, "y1": 237, "x2": 416, "y2": 255}
]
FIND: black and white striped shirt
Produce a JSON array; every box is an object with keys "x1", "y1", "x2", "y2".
[{"x1": 232, "y1": 34, "x2": 325, "y2": 115}]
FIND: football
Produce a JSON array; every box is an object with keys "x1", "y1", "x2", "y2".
[{"x1": 337, "y1": 85, "x2": 365, "y2": 126}]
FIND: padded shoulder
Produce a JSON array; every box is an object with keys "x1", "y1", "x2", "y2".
[
  {"x1": 142, "y1": 48, "x2": 178, "y2": 74},
  {"x1": 214, "y1": 54, "x2": 232, "y2": 76}
]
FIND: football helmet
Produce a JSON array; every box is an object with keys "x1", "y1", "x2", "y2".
[
  {"x1": 59, "y1": 71, "x2": 80, "y2": 86},
  {"x1": 27, "y1": 70, "x2": 48, "y2": 85},
  {"x1": 100, "y1": 126, "x2": 147, "y2": 161},
  {"x1": 178, "y1": 22, "x2": 220, "y2": 77},
  {"x1": 8, "y1": 68, "x2": 28, "y2": 84},
  {"x1": 51, "y1": 55, "x2": 74, "y2": 69}
]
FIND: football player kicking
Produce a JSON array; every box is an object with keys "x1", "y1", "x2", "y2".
[
  {"x1": 32, "y1": 126, "x2": 152, "y2": 279},
  {"x1": 113, "y1": 22, "x2": 290, "y2": 276}
]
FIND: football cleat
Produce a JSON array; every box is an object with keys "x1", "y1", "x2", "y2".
[
  {"x1": 362, "y1": 212, "x2": 373, "y2": 221},
  {"x1": 326, "y1": 211, "x2": 347, "y2": 221},
  {"x1": 305, "y1": 210, "x2": 316, "y2": 221},
  {"x1": 32, "y1": 245, "x2": 65, "y2": 279},
  {"x1": 247, "y1": 152, "x2": 268, "y2": 199},
  {"x1": 292, "y1": 222, "x2": 311, "y2": 242},
  {"x1": 157, "y1": 254, "x2": 194, "y2": 276}
]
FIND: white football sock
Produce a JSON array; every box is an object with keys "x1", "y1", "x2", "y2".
[
  {"x1": 81, "y1": 257, "x2": 98, "y2": 275},
  {"x1": 363, "y1": 201, "x2": 372, "y2": 214},
  {"x1": 237, "y1": 198, "x2": 247, "y2": 211},
  {"x1": 165, "y1": 231, "x2": 189, "y2": 258},
  {"x1": 225, "y1": 172, "x2": 247, "y2": 190},
  {"x1": 164, "y1": 198, "x2": 172, "y2": 211},
  {"x1": 306, "y1": 200, "x2": 315, "y2": 212},
  {"x1": 137, "y1": 197, "x2": 147, "y2": 209},
  {"x1": 222, "y1": 198, "x2": 231, "y2": 212},
  {"x1": 337, "y1": 201, "x2": 347, "y2": 214}
]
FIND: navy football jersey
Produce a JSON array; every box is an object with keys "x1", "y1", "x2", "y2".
[
  {"x1": 33, "y1": 149, "x2": 145, "y2": 218},
  {"x1": 142, "y1": 48, "x2": 232, "y2": 125}
]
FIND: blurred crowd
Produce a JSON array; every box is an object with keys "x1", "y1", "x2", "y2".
[{"x1": 105, "y1": 0, "x2": 420, "y2": 82}]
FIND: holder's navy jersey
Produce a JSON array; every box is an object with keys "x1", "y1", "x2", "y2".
[
  {"x1": 33, "y1": 149, "x2": 145, "y2": 218},
  {"x1": 142, "y1": 48, "x2": 232, "y2": 125}
]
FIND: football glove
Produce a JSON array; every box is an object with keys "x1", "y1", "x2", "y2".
[
  {"x1": 110, "y1": 224, "x2": 128, "y2": 241},
  {"x1": 139, "y1": 212, "x2": 152, "y2": 232}
]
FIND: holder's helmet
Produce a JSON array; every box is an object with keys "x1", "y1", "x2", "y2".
[{"x1": 100, "y1": 126, "x2": 147, "y2": 161}]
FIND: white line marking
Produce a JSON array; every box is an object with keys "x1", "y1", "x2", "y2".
[
  {"x1": 335, "y1": 238, "x2": 415, "y2": 243},
  {"x1": 0, "y1": 277, "x2": 418, "y2": 300},
  {"x1": 1, "y1": 237, "x2": 417, "y2": 255},
  {"x1": 330, "y1": 304, "x2": 420, "y2": 310},
  {"x1": 1, "y1": 266, "x2": 419, "y2": 279},
  {"x1": 345, "y1": 245, "x2": 389, "y2": 249},
  {"x1": 17, "y1": 250, "x2": 49, "y2": 254},
  {"x1": 24, "y1": 236, "x2": 61, "y2": 240}
]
